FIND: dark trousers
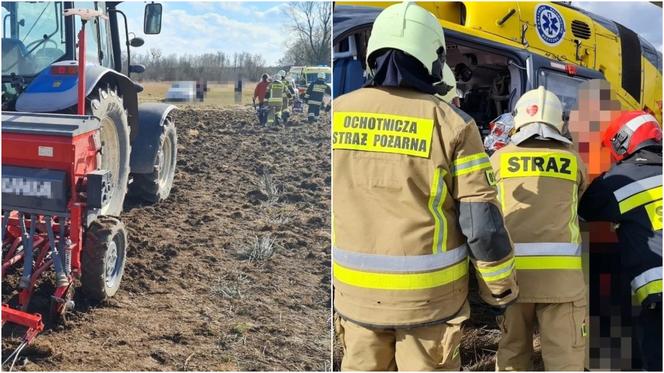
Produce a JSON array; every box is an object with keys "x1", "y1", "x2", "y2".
[
  {"x1": 636, "y1": 303, "x2": 662, "y2": 371},
  {"x1": 307, "y1": 104, "x2": 321, "y2": 122}
]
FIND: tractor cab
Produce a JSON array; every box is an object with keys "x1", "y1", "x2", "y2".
[{"x1": 1, "y1": 1, "x2": 161, "y2": 111}]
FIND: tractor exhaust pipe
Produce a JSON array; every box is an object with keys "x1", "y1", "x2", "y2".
[
  {"x1": 63, "y1": 8, "x2": 109, "y2": 114},
  {"x1": 77, "y1": 19, "x2": 87, "y2": 115}
]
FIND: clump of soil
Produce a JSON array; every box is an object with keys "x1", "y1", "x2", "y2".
[{"x1": 2, "y1": 106, "x2": 331, "y2": 371}]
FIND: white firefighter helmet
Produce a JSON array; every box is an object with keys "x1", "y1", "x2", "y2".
[
  {"x1": 277, "y1": 70, "x2": 286, "y2": 79},
  {"x1": 366, "y1": 2, "x2": 446, "y2": 77},
  {"x1": 513, "y1": 86, "x2": 565, "y2": 134}
]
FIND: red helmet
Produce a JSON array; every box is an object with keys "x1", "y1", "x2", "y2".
[{"x1": 602, "y1": 111, "x2": 662, "y2": 161}]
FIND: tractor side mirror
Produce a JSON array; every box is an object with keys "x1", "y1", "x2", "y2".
[
  {"x1": 129, "y1": 64, "x2": 146, "y2": 74},
  {"x1": 143, "y1": 3, "x2": 162, "y2": 35},
  {"x1": 129, "y1": 37, "x2": 145, "y2": 47}
]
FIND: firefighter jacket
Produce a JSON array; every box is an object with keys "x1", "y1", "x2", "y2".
[
  {"x1": 490, "y1": 139, "x2": 587, "y2": 303},
  {"x1": 266, "y1": 80, "x2": 289, "y2": 105},
  {"x1": 305, "y1": 79, "x2": 331, "y2": 106},
  {"x1": 333, "y1": 87, "x2": 518, "y2": 328},
  {"x1": 579, "y1": 148, "x2": 662, "y2": 308}
]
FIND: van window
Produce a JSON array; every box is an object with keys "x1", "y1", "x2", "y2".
[{"x1": 539, "y1": 69, "x2": 587, "y2": 112}]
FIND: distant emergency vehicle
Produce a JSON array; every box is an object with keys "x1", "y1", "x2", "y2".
[{"x1": 289, "y1": 65, "x2": 332, "y2": 96}]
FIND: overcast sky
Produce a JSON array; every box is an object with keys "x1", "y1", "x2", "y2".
[
  {"x1": 574, "y1": 1, "x2": 662, "y2": 51},
  {"x1": 119, "y1": 1, "x2": 663, "y2": 63}
]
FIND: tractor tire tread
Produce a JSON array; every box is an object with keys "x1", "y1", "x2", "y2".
[
  {"x1": 88, "y1": 86, "x2": 130, "y2": 216},
  {"x1": 80, "y1": 216, "x2": 127, "y2": 302},
  {"x1": 128, "y1": 117, "x2": 177, "y2": 204}
]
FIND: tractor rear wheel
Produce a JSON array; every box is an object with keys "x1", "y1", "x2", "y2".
[
  {"x1": 81, "y1": 216, "x2": 127, "y2": 301},
  {"x1": 89, "y1": 86, "x2": 130, "y2": 216},
  {"x1": 129, "y1": 117, "x2": 177, "y2": 203}
]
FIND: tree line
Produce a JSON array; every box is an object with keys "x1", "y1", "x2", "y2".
[
  {"x1": 130, "y1": 50, "x2": 271, "y2": 82},
  {"x1": 129, "y1": 2, "x2": 331, "y2": 82}
]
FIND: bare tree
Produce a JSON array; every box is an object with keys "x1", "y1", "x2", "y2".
[
  {"x1": 149, "y1": 48, "x2": 162, "y2": 62},
  {"x1": 130, "y1": 51, "x2": 271, "y2": 82},
  {"x1": 282, "y1": 2, "x2": 332, "y2": 66}
]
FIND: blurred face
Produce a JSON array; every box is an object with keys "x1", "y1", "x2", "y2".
[{"x1": 568, "y1": 80, "x2": 622, "y2": 179}]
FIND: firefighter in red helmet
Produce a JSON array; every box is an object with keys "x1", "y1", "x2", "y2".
[{"x1": 579, "y1": 111, "x2": 662, "y2": 371}]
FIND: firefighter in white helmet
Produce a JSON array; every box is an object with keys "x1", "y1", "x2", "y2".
[
  {"x1": 304, "y1": 72, "x2": 331, "y2": 123},
  {"x1": 279, "y1": 69, "x2": 295, "y2": 122},
  {"x1": 490, "y1": 86, "x2": 588, "y2": 370},
  {"x1": 333, "y1": 3, "x2": 518, "y2": 370},
  {"x1": 265, "y1": 70, "x2": 291, "y2": 125}
]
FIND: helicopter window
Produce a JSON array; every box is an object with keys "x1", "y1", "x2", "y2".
[
  {"x1": 447, "y1": 43, "x2": 521, "y2": 138},
  {"x1": 539, "y1": 69, "x2": 587, "y2": 113}
]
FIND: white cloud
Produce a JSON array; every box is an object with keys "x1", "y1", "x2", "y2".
[
  {"x1": 123, "y1": 3, "x2": 290, "y2": 64},
  {"x1": 255, "y1": 3, "x2": 289, "y2": 19},
  {"x1": 190, "y1": 2, "x2": 286, "y2": 19}
]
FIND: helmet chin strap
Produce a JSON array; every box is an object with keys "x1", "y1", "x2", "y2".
[
  {"x1": 612, "y1": 128, "x2": 633, "y2": 156},
  {"x1": 431, "y1": 59, "x2": 452, "y2": 95},
  {"x1": 433, "y1": 80, "x2": 453, "y2": 95}
]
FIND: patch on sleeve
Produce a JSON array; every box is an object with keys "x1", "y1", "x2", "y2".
[
  {"x1": 486, "y1": 170, "x2": 497, "y2": 186},
  {"x1": 333, "y1": 112, "x2": 434, "y2": 158}
]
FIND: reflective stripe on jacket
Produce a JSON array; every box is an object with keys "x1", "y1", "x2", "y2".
[
  {"x1": 267, "y1": 81, "x2": 285, "y2": 104},
  {"x1": 333, "y1": 87, "x2": 518, "y2": 328},
  {"x1": 578, "y1": 148, "x2": 662, "y2": 307},
  {"x1": 490, "y1": 139, "x2": 587, "y2": 303},
  {"x1": 305, "y1": 80, "x2": 330, "y2": 106},
  {"x1": 632, "y1": 267, "x2": 663, "y2": 304}
]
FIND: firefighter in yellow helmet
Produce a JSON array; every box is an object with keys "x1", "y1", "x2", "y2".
[
  {"x1": 333, "y1": 3, "x2": 518, "y2": 370},
  {"x1": 490, "y1": 86, "x2": 588, "y2": 371}
]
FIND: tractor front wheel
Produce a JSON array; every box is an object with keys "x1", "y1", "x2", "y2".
[
  {"x1": 129, "y1": 117, "x2": 178, "y2": 203},
  {"x1": 81, "y1": 216, "x2": 127, "y2": 301}
]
